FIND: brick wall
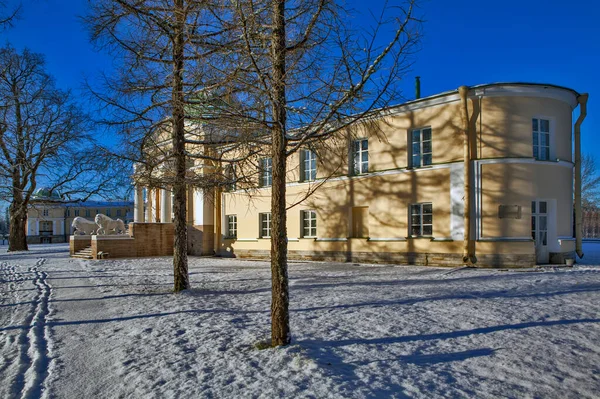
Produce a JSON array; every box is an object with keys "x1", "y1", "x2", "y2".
[
  {"x1": 70, "y1": 236, "x2": 91, "y2": 254},
  {"x1": 88, "y1": 223, "x2": 175, "y2": 259}
]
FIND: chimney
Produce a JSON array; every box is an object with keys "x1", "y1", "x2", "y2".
[{"x1": 415, "y1": 76, "x2": 421, "y2": 99}]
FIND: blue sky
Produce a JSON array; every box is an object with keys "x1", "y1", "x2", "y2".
[{"x1": 1, "y1": 0, "x2": 598, "y2": 157}]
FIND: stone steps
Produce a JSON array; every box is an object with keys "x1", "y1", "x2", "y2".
[{"x1": 72, "y1": 246, "x2": 93, "y2": 259}]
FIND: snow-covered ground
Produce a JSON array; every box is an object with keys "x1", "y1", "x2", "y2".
[{"x1": 1, "y1": 243, "x2": 599, "y2": 398}]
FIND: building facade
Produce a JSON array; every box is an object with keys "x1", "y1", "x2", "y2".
[
  {"x1": 134, "y1": 83, "x2": 587, "y2": 267},
  {"x1": 27, "y1": 189, "x2": 133, "y2": 244}
]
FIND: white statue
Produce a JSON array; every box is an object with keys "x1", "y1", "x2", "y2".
[
  {"x1": 95, "y1": 214, "x2": 126, "y2": 235},
  {"x1": 72, "y1": 217, "x2": 97, "y2": 235}
]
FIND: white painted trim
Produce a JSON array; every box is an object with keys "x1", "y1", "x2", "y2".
[
  {"x1": 450, "y1": 163, "x2": 465, "y2": 241},
  {"x1": 92, "y1": 235, "x2": 134, "y2": 241},
  {"x1": 467, "y1": 85, "x2": 579, "y2": 109},
  {"x1": 287, "y1": 237, "x2": 300, "y2": 242},
  {"x1": 315, "y1": 238, "x2": 348, "y2": 242},
  {"x1": 477, "y1": 237, "x2": 533, "y2": 242},
  {"x1": 236, "y1": 238, "x2": 258, "y2": 242},
  {"x1": 367, "y1": 237, "x2": 407, "y2": 242},
  {"x1": 477, "y1": 157, "x2": 573, "y2": 168},
  {"x1": 558, "y1": 236, "x2": 575, "y2": 241},
  {"x1": 431, "y1": 237, "x2": 454, "y2": 242}
]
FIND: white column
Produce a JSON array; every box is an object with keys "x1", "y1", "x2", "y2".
[
  {"x1": 145, "y1": 188, "x2": 154, "y2": 222},
  {"x1": 193, "y1": 188, "x2": 204, "y2": 225},
  {"x1": 134, "y1": 185, "x2": 144, "y2": 222},
  {"x1": 35, "y1": 220, "x2": 40, "y2": 236},
  {"x1": 160, "y1": 189, "x2": 169, "y2": 224}
]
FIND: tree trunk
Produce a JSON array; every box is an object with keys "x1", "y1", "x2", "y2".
[
  {"x1": 270, "y1": 0, "x2": 291, "y2": 347},
  {"x1": 8, "y1": 202, "x2": 27, "y2": 251},
  {"x1": 172, "y1": 0, "x2": 189, "y2": 292}
]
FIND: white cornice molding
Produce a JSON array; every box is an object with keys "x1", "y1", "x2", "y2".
[
  {"x1": 470, "y1": 84, "x2": 579, "y2": 109},
  {"x1": 383, "y1": 83, "x2": 579, "y2": 117}
]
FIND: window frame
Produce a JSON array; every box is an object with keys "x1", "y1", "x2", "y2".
[
  {"x1": 259, "y1": 213, "x2": 272, "y2": 238},
  {"x1": 409, "y1": 203, "x2": 433, "y2": 237},
  {"x1": 301, "y1": 210, "x2": 317, "y2": 238},
  {"x1": 260, "y1": 158, "x2": 272, "y2": 187},
  {"x1": 410, "y1": 127, "x2": 433, "y2": 168},
  {"x1": 532, "y1": 117, "x2": 551, "y2": 161},
  {"x1": 351, "y1": 138, "x2": 369, "y2": 175},
  {"x1": 300, "y1": 149, "x2": 317, "y2": 182},
  {"x1": 85, "y1": 209, "x2": 90, "y2": 217},
  {"x1": 106, "y1": 209, "x2": 111, "y2": 217},
  {"x1": 225, "y1": 165, "x2": 237, "y2": 192},
  {"x1": 226, "y1": 214, "x2": 237, "y2": 238},
  {"x1": 74, "y1": 209, "x2": 80, "y2": 217}
]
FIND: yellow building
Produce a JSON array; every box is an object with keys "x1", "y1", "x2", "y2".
[
  {"x1": 27, "y1": 188, "x2": 133, "y2": 244},
  {"x1": 134, "y1": 83, "x2": 588, "y2": 267}
]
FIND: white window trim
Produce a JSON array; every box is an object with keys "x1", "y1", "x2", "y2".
[
  {"x1": 260, "y1": 158, "x2": 272, "y2": 187},
  {"x1": 259, "y1": 212, "x2": 271, "y2": 238},
  {"x1": 352, "y1": 138, "x2": 368, "y2": 175},
  {"x1": 301, "y1": 210, "x2": 317, "y2": 238},
  {"x1": 301, "y1": 149, "x2": 317, "y2": 182},
  {"x1": 410, "y1": 127, "x2": 433, "y2": 168},
  {"x1": 532, "y1": 115, "x2": 555, "y2": 161},
  {"x1": 409, "y1": 203, "x2": 433, "y2": 237},
  {"x1": 226, "y1": 215, "x2": 237, "y2": 238}
]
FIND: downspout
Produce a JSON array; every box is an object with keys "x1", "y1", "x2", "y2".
[
  {"x1": 214, "y1": 187, "x2": 222, "y2": 255},
  {"x1": 574, "y1": 93, "x2": 589, "y2": 258},
  {"x1": 459, "y1": 86, "x2": 476, "y2": 265}
]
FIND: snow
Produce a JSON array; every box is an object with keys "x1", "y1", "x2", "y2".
[{"x1": 1, "y1": 243, "x2": 599, "y2": 398}]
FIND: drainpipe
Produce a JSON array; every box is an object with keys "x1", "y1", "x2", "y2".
[
  {"x1": 459, "y1": 86, "x2": 476, "y2": 265},
  {"x1": 574, "y1": 93, "x2": 589, "y2": 258},
  {"x1": 214, "y1": 187, "x2": 222, "y2": 255}
]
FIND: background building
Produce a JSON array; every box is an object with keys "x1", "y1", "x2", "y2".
[{"x1": 27, "y1": 188, "x2": 133, "y2": 244}]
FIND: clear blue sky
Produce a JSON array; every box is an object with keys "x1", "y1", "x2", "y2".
[{"x1": 2, "y1": 0, "x2": 599, "y2": 158}]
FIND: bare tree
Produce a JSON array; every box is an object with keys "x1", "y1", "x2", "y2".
[
  {"x1": 225, "y1": 0, "x2": 421, "y2": 346},
  {"x1": 85, "y1": 0, "x2": 263, "y2": 292},
  {"x1": 0, "y1": 46, "x2": 121, "y2": 251},
  {"x1": 582, "y1": 152, "x2": 600, "y2": 209},
  {"x1": 0, "y1": 0, "x2": 20, "y2": 30}
]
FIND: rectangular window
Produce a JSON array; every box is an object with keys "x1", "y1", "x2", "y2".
[
  {"x1": 301, "y1": 149, "x2": 317, "y2": 182},
  {"x1": 227, "y1": 215, "x2": 237, "y2": 238},
  {"x1": 410, "y1": 203, "x2": 433, "y2": 236},
  {"x1": 532, "y1": 118, "x2": 550, "y2": 161},
  {"x1": 352, "y1": 139, "x2": 368, "y2": 175},
  {"x1": 74, "y1": 210, "x2": 80, "y2": 217},
  {"x1": 39, "y1": 221, "x2": 53, "y2": 233},
  {"x1": 411, "y1": 127, "x2": 432, "y2": 168},
  {"x1": 85, "y1": 209, "x2": 90, "y2": 217},
  {"x1": 66, "y1": 209, "x2": 70, "y2": 217},
  {"x1": 42, "y1": 209, "x2": 49, "y2": 217},
  {"x1": 117, "y1": 210, "x2": 122, "y2": 217},
  {"x1": 531, "y1": 200, "x2": 548, "y2": 246},
  {"x1": 225, "y1": 165, "x2": 237, "y2": 191},
  {"x1": 106, "y1": 209, "x2": 111, "y2": 217},
  {"x1": 259, "y1": 213, "x2": 271, "y2": 238},
  {"x1": 301, "y1": 210, "x2": 317, "y2": 238},
  {"x1": 260, "y1": 158, "x2": 272, "y2": 187}
]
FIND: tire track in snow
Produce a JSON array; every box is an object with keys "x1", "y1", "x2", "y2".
[{"x1": 11, "y1": 258, "x2": 53, "y2": 399}]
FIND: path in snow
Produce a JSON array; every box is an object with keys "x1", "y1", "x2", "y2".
[
  {"x1": 0, "y1": 243, "x2": 599, "y2": 398},
  {"x1": 0, "y1": 250, "x2": 56, "y2": 399}
]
